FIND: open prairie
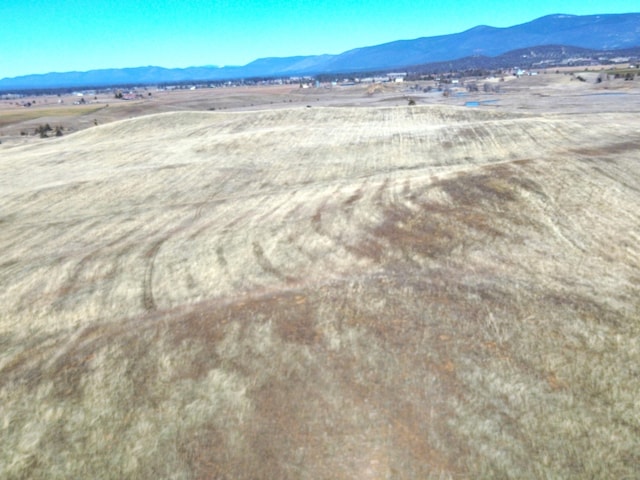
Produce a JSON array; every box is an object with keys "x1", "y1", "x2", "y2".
[{"x1": 1, "y1": 76, "x2": 640, "y2": 478}]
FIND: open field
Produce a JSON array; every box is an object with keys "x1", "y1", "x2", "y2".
[
  {"x1": 1, "y1": 68, "x2": 639, "y2": 146},
  {"x1": 0, "y1": 105, "x2": 106, "y2": 129},
  {"x1": 1, "y1": 76, "x2": 640, "y2": 478}
]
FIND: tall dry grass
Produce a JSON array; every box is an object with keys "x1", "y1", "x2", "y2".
[{"x1": 1, "y1": 104, "x2": 639, "y2": 478}]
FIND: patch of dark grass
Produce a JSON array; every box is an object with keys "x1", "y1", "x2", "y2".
[{"x1": 570, "y1": 140, "x2": 640, "y2": 157}]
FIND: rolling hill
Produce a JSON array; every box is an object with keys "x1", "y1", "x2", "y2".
[{"x1": 1, "y1": 101, "x2": 639, "y2": 478}]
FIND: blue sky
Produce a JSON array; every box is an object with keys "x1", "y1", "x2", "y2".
[{"x1": 1, "y1": 0, "x2": 638, "y2": 78}]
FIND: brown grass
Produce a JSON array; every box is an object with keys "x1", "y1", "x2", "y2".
[{"x1": 1, "y1": 91, "x2": 640, "y2": 478}]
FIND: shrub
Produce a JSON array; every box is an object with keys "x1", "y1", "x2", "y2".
[{"x1": 35, "y1": 124, "x2": 52, "y2": 138}]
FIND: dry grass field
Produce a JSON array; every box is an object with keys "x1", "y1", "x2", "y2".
[{"x1": 1, "y1": 76, "x2": 640, "y2": 478}]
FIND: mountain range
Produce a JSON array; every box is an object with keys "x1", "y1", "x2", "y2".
[{"x1": 1, "y1": 13, "x2": 639, "y2": 90}]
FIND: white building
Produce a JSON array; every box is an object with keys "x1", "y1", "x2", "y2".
[{"x1": 387, "y1": 72, "x2": 407, "y2": 83}]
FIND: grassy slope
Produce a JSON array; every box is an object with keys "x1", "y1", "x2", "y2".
[{"x1": 1, "y1": 106, "x2": 639, "y2": 479}]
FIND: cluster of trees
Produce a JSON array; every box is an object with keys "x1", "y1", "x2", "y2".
[
  {"x1": 466, "y1": 82, "x2": 501, "y2": 93},
  {"x1": 33, "y1": 124, "x2": 63, "y2": 138},
  {"x1": 596, "y1": 71, "x2": 636, "y2": 83}
]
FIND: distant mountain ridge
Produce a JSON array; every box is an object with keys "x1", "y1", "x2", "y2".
[
  {"x1": 407, "y1": 45, "x2": 640, "y2": 74},
  {"x1": 1, "y1": 13, "x2": 639, "y2": 90}
]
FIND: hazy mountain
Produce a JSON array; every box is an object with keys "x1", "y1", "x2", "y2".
[
  {"x1": 1, "y1": 13, "x2": 639, "y2": 90},
  {"x1": 318, "y1": 13, "x2": 640, "y2": 73},
  {"x1": 406, "y1": 45, "x2": 640, "y2": 74}
]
